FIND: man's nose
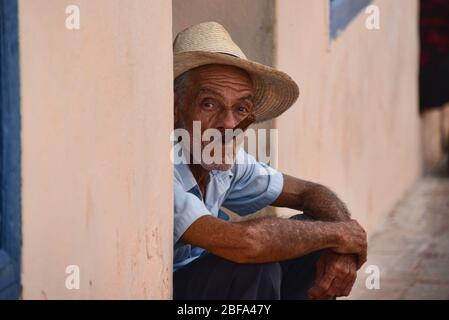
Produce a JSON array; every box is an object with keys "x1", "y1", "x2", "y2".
[{"x1": 219, "y1": 110, "x2": 239, "y2": 129}]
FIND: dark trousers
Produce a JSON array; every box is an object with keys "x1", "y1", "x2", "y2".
[{"x1": 174, "y1": 214, "x2": 323, "y2": 300}]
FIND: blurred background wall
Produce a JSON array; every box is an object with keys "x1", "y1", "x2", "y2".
[
  {"x1": 19, "y1": 0, "x2": 173, "y2": 299},
  {"x1": 275, "y1": 0, "x2": 421, "y2": 234}
]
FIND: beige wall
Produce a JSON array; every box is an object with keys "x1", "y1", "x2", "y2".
[
  {"x1": 421, "y1": 104, "x2": 449, "y2": 170},
  {"x1": 173, "y1": 0, "x2": 274, "y2": 67},
  {"x1": 275, "y1": 0, "x2": 421, "y2": 234},
  {"x1": 421, "y1": 109, "x2": 444, "y2": 170},
  {"x1": 19, "y1": 0, "x2": 173, "y2": 299}
]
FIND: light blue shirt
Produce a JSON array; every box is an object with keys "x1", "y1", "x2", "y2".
[{"x1": 173, "y1": 147, "x2": 284, "y2": 271}]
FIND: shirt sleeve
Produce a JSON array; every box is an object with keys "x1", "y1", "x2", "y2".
[
  {"x1": 222, "y1": 150, "x2": 284, "y2": 215},
  {"x1": 173, "y1": 177, "x2": 212, "y2": 245}
]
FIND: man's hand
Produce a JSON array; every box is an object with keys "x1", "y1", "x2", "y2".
[
  {"x1": 308, "y1": 251, "x2": 358, "y2": 300},
  {"x1": 332, "y1": 220, "x2": 368, "y2": 268}
]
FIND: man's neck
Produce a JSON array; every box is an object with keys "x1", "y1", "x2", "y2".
[{"x1": 188, "y1": 164, "x2": 210, "y2": 197}]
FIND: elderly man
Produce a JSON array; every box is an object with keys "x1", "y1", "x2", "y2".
[{"x1": 173, "y1": 22, "x2": 367, "y2": 300}]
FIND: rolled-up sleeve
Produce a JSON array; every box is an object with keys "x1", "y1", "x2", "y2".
[
  {"x1": 223, "y1": 151, "x2": 284, "y2": 215},
  {"x1": 174, "y1": 178, "x2": 212, "y2": 244}
]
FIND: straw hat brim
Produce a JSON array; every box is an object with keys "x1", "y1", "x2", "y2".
[{"x1": 174, "y1": 51, "x2": 299, "y2": 123}]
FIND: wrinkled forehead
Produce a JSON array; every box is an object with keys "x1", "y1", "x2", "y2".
[{"x1": 189, "y1": 64, "x2": 253, "y2": 90}]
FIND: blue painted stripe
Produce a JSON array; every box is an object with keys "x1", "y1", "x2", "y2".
[
  {"x1": 0, "y1": 0, "x2": 21, "y2": 299},
  {"x1": 330, "y1": 0, "x2": 372, "y2": 39}
]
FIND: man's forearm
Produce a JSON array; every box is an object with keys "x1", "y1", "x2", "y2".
[
  {"x1": 234, "y1": 217, "x2": 348, "y2": 264},
  {"x1": 183, "y1": 214, "x2": 367, "y2": 266},
  {"x1": 271, "y1": 174, "x2": 351, "y2": 222},
  {"x1": 299, "y1": 183, "x2": 351, "y2": 222}
]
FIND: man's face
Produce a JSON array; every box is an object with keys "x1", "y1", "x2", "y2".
[{"x1": 175, "y1": 64, "x2": 254, "y2": 171}]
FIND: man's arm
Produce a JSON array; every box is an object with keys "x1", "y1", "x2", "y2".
[
  {"x1": 180, "y1": 214, "x2": 367, "y2": 265},
  {"x1": 270, "y1": 173, "x2": 365, "y2": 299},
  {"x1": 271, "y1": 174, "x2": 351, "y2": 222}
]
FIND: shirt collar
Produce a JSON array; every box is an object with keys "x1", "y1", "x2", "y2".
[
  {"x1": 174, "y1": 143, "x2": 234, "y2": 192},
  {"x1": 175, "y1": 161, "x2": 198, "y2": 192},
  {"x1": 175, "y1": 162, "x2": 234, "y2": 192}
]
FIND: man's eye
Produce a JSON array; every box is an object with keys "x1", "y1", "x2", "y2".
[
  {"x1": 237, "y1": 106, "x2": 249, "y2": 113},
  {"x1": 202, "y1": 101, "x2": 216, "y2": 109}
]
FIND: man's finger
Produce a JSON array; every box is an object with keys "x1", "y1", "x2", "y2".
[
  {"x1": 309, "y1": 278, "x2": 337, "y2": 300},
  {"x1": 331, "y1": 260, "x2": 357, "y2": 297},
  {"x1": 323, "y1": 265, "x2": 350, "y2": 297},
  {"x1": 309, "y1": 255, "x2": 326, "y2": 299},
  {"x1": 308, "y1": 266, "x2": 335, "y2": 299},
  {"x1": 320, "y1": 257, "x2": 357, "y2": 298},
  {"x1": 314, "y1": 258, "x2": 325, "y2": 283},
  {"x1": 357, "y1": 250, "x2": 367, "y2": 269},
  {"x1": 342, "y1": 270, "x2": 357, "y2": 297}
]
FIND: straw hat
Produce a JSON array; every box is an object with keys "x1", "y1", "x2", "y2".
[{"x1": 173, "y1": 21, "x2": 299, "y2": 123}]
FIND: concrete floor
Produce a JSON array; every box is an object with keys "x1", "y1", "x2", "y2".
[{"x1": 347, "y1": 159, "x2": 449, "y2": 300}]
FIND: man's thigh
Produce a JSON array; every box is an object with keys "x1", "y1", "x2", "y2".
[{"x1": 173, "y1": 254, "x2": 282, "y2": 300}]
